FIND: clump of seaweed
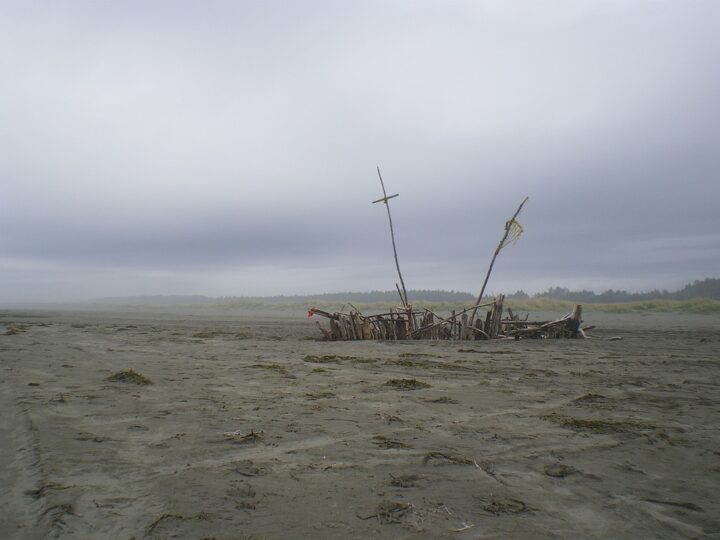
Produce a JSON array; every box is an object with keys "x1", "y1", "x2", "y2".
[
  {"x1": 458, "y1": 348, "x2": 514, "y2": 354},
  {"x1": 304, "y1": 354, "x2": 361, "y2": 363},
  {"x1": 427, "y1": 396, "x2": 459, "y2": 404},
  {"x1": 573, "y1": 393, "x2": 609, "y2": 404},
  {"x1": 542, "y1": 413, "x2": 655, "y2": 434},
  {"x1": 305, "y1": 391, "x2": 336, "y2": 400},
  {"x1": 482, "y1": 496, "x2": 529, "y2": 515},
  {"x1": 377, "y1": 412, "x2": 403, "y2": 423},
  {"x1": 423, "y1": 451, "x2": 475, "y2": 466},
  {"x1": 42, "y1": 503, "x2": 76, "y2": 527},
  {"x1": 108, "y1": 369, "x2": 153, "y2": 385},
  {"x1": 223, "y1": 429, "x2": 263, "y2": 444},
  {"x1": 373, "y1": 435, "x2": 410, "y2": 449},
  {"x1": 249, "y1": 363, "x2": 288, "y2": 375},
  {"x1": 4, "y1": 326, "x2": 26, "y2": 336},
  {"x1": 145, "y1": 512, "x2": 209, "y2": 535},
  {"x1": 75, "y1": 432, "x2": 112, "y2": 443},
  {"x1": 349, "y1": 357, "x2": 379, "y2": 364},
  {"x1": 304, "y1": 354, "x2": 341, "y2": 363},
  {"x1": 384, "y1": 378, "x2": 431, "y2": 390},
  {"x1": 192, "y1": 331, "x2": 230, "y2": 339},
  {"x1": 389, "y1": 474, "x2": 422, "y2": 487},
  {"x1": 25, "y1": 482, "x2": 72, "y2": 499},
  {"x1": 386, "y1": 359, "x2": 420, "y2": 368}
]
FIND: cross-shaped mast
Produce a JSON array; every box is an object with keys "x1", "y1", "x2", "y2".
[{"x1": 373, "y1": 166, "x2": 409, "y2": 306}]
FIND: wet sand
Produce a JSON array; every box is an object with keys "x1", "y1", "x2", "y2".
[{"x1": 1, "y1": 308, "x2": 719, "y2": 539}]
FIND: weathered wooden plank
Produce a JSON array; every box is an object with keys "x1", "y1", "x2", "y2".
[
  {"x1": 484, "y1": 309, "x2": 493, "y2": 338},
  {"x1": 330, "y1": 318, "x2": 343, "y2": 340},
  {"x1": 361, "y1": 320, "x2": 373, "y2": 339}
]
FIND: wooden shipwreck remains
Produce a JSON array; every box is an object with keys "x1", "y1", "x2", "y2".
[
  {"x1": 309, "y1": 299, "x2": 584, "y2": 341},
  {"x1": 309, "y1": 168, "x2": 587, "y2": 341}
]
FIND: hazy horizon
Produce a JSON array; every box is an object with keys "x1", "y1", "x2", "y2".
[
  {"x1": 2, "y1": 277, "x2": 718, "y2": 308},
  {"x1": 2, "y1": 1, "x2": 718, "y2": 303}
]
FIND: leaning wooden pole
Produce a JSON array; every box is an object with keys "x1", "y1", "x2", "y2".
[
  {"x1": 373, "y1": 166, "x2": 409, "y2": 306},
  {"x1": 469, "y1": 197, "x2": 529, "y2": 326}
]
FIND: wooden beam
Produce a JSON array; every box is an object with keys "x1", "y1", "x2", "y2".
[
  {"x1": 374, "y1": 166, "x2": 409, "y2": 306},
  {"x1": 372, "y1": 193, "x2": 399, "y2": 204},
  {"x1": 469, "y1": 197, "x2": 529, "y2": 326}
]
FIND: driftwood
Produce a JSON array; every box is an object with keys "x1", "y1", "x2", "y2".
[
  {"x1": 309, "y1": 298, "x2": 587, "y2": 341},
  {"x1": 310, "y1": 183, "x2": 586, "y2": 342},
  {"x1": 469, "y1": 197, "x2": 529, "y2": 327},
  {"x1": 374, "y1": 167, "x2": 409, "y2": 306}
]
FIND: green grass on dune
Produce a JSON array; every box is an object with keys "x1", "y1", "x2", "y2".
[{"x1": 506, "y1": 297, "x2": 720, "y2": 314}]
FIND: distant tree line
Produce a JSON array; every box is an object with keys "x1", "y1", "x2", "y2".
[
  {"x1": 526, "y1": 278, "x2": 720, "y2": 303},
  {"x1": 291, "y1": 278, "x2": 720, "y2": 303},
  {"x1": 96, "y1": 278, "x2": 720, "y2": 305}
]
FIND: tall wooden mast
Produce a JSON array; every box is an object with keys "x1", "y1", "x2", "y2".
[{"x1": 373, "y1": 166, "x2": 409, "y2": 306}]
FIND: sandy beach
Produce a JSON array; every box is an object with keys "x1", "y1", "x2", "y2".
[{"x1": 1, "y1": 307, "x2": 719, "y2": 539}]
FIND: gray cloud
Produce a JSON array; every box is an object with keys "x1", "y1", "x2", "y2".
[{"x1": 1, "y1": 0, "x2": 718, "y2": 302}]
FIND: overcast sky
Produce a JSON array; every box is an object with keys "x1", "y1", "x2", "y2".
[{"x1": 1, "y1": 0, "x2": 718, "y2": 302}]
